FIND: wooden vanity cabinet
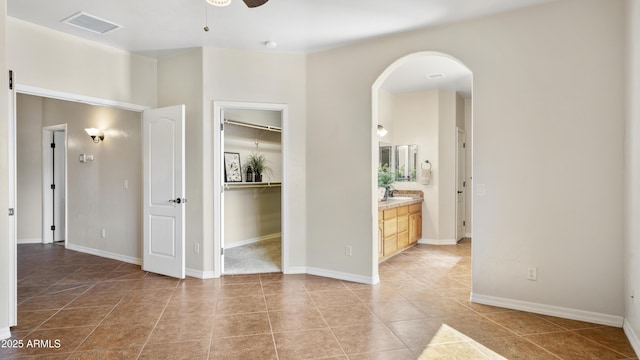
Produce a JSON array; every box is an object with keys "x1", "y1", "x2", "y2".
[{"x1": 379, "y1": 202, "x2": 422, "y2": 261}]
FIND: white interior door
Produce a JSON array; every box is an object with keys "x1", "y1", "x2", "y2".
[
  {"x1": 143, "y1": 105, "x2": 186, "y2": 279},
  {"x1": 456, "y1": 128, "x2": 466, "y2": 241}
]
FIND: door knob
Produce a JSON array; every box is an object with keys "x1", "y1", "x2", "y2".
[
  {"x1": 169, "y1": 198, "x2": 187, "y2": 204},
  {"x1": 457, "y1": 191, "x2": 463, "y2": 194}
]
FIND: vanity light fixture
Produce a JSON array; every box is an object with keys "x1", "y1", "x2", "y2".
[
  {"x1": 85, "y1": 128, "x2": 105, "y2": 143},
  {"x1": 377, "y1": 125, "x2": 388, "y2": 137}
]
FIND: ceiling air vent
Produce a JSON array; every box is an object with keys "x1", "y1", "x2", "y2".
[{"x1": 62, "y1": 12, "x2": 121, "y2": 34}]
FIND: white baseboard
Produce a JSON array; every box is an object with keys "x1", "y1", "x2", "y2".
[
  {"x1": 65, "y1": 243, "x2": 141, "y2": 266},
  {"x1": 17, "y1": 238, "x2": 42, "y2": 244},
  {"x1": 418, "y1": 238, "x2": 458, "y2": 245},
  {"x1": 283, "y1": 266, "x2": 307, "y2": 275},
  {"x1": 225, "y1": 233, "x2": 281, "y2": 249},
  {"x1": 289, "y1": 266, "x2": 379, "y2": 285},
  {"x1": 0, "y1": 327, "x2": 11, "y2": 340},
  {"x1": 185, "y1": 268, "x2": 217, "y2": 279},
  {"x1": 624, "y1": 319, "x2": 640, "y2": 357},
  {"x1": 471, "y1": 293, "x2": 624, "y2": 327}
]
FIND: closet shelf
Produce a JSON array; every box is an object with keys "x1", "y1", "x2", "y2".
[
  {"x1": 224, "y1": 182, "x2": 282, "y2": 190},
  {"x1": 224, "y1": 119, "x2": 282, "y2": 133}
]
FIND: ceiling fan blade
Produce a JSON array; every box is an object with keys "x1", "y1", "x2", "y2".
[{"x1": 242, "y1": 0, "x2": 269, "y2": 8}]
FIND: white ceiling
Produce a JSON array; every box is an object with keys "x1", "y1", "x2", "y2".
[{"x1": 7, "y1": 0, "x2": 552, "y2": 94}]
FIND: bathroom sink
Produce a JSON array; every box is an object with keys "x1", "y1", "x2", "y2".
[{"x1": 388, "y1": 196, "x2": 415, "y2": 200}]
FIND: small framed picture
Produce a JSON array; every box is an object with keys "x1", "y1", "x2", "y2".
[{"x1": 224, "y1": 152, "x2": 242, "y2": 182}]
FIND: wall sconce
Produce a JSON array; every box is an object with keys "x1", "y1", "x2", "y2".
[
  {"x1": 377, "y1": 125, "x2": 388, "y2": 137},
  {"x1": 85, "y1": 128, "x2": 104, "y2": 143}
]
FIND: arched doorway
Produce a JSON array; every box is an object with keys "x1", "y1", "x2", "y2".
[{"x1": 371, "y1": 51, "x2": 473, "y2": 280}]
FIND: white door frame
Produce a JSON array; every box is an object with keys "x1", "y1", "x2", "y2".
[
  {"x1": 42, "y1": 124, "x2": 68, "y2": 245},
  {"x1": 456, "y1": 127, "x2": 466, "y2": 241},
  {"x1": 8, "y1": 71, "x2": 17, "y2": 327},
  {"x1": 8, "y1": 83, "x2": 148, "y2": 329},
  {"x1": 213, "y1": 101, "x2": 289, "y2": 277}
]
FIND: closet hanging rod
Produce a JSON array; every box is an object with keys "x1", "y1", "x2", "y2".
[
  {"x1": 224, "y1": 119, "x2": 282, "y2": 133},
  {"x1": 224, "y1": 182, "x2": 282, "y2": 190}
]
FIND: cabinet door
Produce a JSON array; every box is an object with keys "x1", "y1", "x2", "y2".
[
  {"x1": 397, "y1": 211, "x2": 409, "y2": 249},
  {"x1": 409, "y1": 213, "x2": 422, "y2": 244},
  {"x1": 384, "y1": 235, "x2": 397, "y2": 255},
  {"x1": 397, "y1": 230, "x2": 409, "y2": 249}
]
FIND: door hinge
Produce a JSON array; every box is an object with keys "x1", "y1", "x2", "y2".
[
  {"x1": 463, "y1": 142, "x2": 466, "y2": 148},
  {"x1": 463, "y1": 181, "x2": 466, "y2": 188},
  {"x1": 51, "y1": 142, "x2": 55, "y2": 148},
  {"x1": 50, "y1": 225, "x2": 56, "y2": 231},
  {"x1": 220, "y1": 123, "x2": 224, "y2": 131},
  {"x1": 463, "y1": 221, "x2": 466, "y2": 226},
  {"x1": 8, "y1": 208, "x2": 14, "y2": 216},
  {"x1": 51, "y1": 184, "x2": 55, "y2": 190},
  {"x1": 9, "y1": 70, "x2": 13, "y2": 90},
  {"x1": 221, "y1": 248, "x2": 224, "y2": 256}
]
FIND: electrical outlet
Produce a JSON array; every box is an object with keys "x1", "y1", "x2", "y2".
[
  {"x1": 527, "y1": 267, "x2": 537, "y2": 281},
  {"x1": 194, "y1": 243, "x2": 200, "y2": 254},
  {"x1": 101, "y1": 229, "x2": 106, "y2": 238},
  {"x1": 345, "y1": 245, "x2": 353, "y2": 256}
]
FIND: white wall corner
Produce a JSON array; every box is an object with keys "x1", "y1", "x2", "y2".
[
  {"x1": 471, "y1": 293, "x2": 624, "y2": 327},
  {"x1": 418, "y1": 238, "x2": 458, "y2": 245},
  {"x1": 624, "y1": 319, "x2": 640, "y2": 358},
  {"x1": 185, "y1": 268, "x2": 216, "y2": 279},
  {"x1": 0, "y1": 327, "x2": 11, "y2": 340}
]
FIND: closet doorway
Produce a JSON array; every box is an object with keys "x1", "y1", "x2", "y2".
[{"x1": 214, "y1": 102, "x2": 289, "y2": 275}]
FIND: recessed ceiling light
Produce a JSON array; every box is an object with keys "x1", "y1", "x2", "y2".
[
  {"x1": 264, "y1": 41, "x2": 278, "y2": 49},
  {"x1": 207, "y1": 0, "x2": 231, "y2": 6},
  {"x1": 62, "y1": 12, "x2": 121, "y2": 34},
  {"x1": 425, "y1": 73, "x2": 445, "y2": 80}
]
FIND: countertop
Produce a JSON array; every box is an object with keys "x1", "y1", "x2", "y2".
[{"x1": 378, "y1": 197, "x2": 423, "y2": 211}]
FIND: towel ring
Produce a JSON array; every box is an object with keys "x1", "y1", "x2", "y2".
[{"x1": 422, "y1": 161, "x2": 432, "y2": 170}]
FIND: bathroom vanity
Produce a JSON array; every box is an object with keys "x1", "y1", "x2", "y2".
[{"x1": 378, "y1": 194, "x2": 423, "y2": 262}]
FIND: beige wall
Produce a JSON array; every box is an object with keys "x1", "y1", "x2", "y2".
[
  {"x1": 391, "y1": 91, "x2": 440, "y2": 239},
  {"x1": 625, "y1": 0, "x2": 640, "y2": 346},
  {"x1": 8, "y1": 18, "x2": 157, "y2": 107},
  {"x1": 307, "y1": 0, "x2": 625, "y2": 318},
  {"x1": 16, "y1": 94, "x2": 142, "y2": 260},
  {"x1": 16, "y1": 95, "x2": 42, "y2": 241}
]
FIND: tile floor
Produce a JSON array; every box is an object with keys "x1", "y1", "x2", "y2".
[{"x1": 3, "y1": 239, "x2": 637, "y2": 359}]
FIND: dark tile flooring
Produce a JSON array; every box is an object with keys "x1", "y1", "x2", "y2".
[{"x1": 2, "y1": 239, "x2": 637, "y2": 359}]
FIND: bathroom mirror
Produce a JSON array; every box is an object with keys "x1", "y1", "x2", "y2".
[
  {"x1": 395, "y1": 144, "x2": 418, "y2": 181},
  {"x1": 379, "y1": 143, "x2": 392, "y2": 168}
]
